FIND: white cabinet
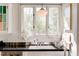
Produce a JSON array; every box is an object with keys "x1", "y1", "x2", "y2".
[
  {"x1": 0, "y1": 51, "x2": 68, "y2": 56},
  {"x1": 23, "y1": 51, "x2": 68, "y2": 56}
]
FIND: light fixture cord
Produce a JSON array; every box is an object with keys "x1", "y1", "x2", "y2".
[{"x1": 42, "y1": 3, "x2": 43, "y2": 8}]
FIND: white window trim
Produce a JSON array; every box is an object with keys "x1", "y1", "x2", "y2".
[{"x1": 21, "y1": 4, "x2": 62, "y2": 36}]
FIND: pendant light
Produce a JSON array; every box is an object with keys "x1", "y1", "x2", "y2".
[{"x1": 36, "y1": 4, "x2": 48, "y2": 16}]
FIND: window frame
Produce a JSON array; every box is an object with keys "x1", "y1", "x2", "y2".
[
  {"x1": 0, "y1": 4, "x2": 8, "y2": 33},
  {"x1": 21, "y1": 4, "x2": 62, "y2": 36}
]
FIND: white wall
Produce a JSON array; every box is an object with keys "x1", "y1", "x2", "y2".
[
  {"x1": 71, "y1": 4, "x2": 77, "y2": 56},
  {"x1": 8, "y1": 3, "x2": 19, "y2": 33},
  {"x1": 77, "y1": 4, "x2": 79, "y2": 56}
]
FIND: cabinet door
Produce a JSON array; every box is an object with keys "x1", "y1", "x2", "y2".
[
  {"x1": 1, "y1": 51, "x2": 22, "y2": 56},
  {"x1": 23, "y1": 51, "x2": 68, "y2": 56}
]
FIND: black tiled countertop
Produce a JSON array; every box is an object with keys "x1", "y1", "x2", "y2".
[
  {"x1": 0, "y1": 44, "x2": 70, "y2": 51},
  {"x1": 0, "y1": 48, "x2": 69, "y2": 51},
  {"x1": 0, "y1": 41, "x2": 70, "y2": 51}
]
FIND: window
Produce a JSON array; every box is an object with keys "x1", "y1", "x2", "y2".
[
  {"x1": 63, "y1": 4, "x2": 70, "y2": 31},
  {"x1": 21, "y1": 5, "x2": 61, "y2": 39},
  {"x1": 35, "y1": 7, "x2": 46, "y2": 34},
  {"x1": 22, "y1": 8, "x2": 33, "y2": 37},
  {"x1": 48, "y1": 7, "x2": 59, "y2": 34},
  {"x1": 0, "y1": 5, "x2": 8, "y2": 32}
]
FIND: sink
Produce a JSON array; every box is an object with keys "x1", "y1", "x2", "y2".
[{"x1": 29, "y1": 45, "x2": 55, "y2": 49}]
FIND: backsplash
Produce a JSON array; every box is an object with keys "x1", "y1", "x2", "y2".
[
  {"x1": 24, "y1": 35, "x2": 62, "y2": 43},
  {"x1": 0, "y1": 33, "x2": 25, "y2": 42}
]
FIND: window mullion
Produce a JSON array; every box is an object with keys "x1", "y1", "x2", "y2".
[
  {"x1": 33, "y1": 6, "x2": 36, "y2": 36},
  {"x1": 58, "y1": 6, "x2": 62, "y2": 35},
  {"x1": 2, "y1": 5, "x2": 3, "y2": 31},
  {"x1": 46, "y1": 6, "x2": 49, "y2": 35}
]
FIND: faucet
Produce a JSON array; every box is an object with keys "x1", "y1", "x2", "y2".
[{"x1": 33, "y1": 39, "x2": 44, "y2": 46}]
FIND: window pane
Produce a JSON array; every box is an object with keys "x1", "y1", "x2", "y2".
[
  {"x1": 0, "y1": 6, "x2": 2, "y2": 14},
  {"x1": 2, "y1": 14, "x2": 6, "y2": 22},
  {"x1": 3, "y1": 6, "x2": 6, "y2": 14},
  {"x1": 0, "y1": 22, "x2": 2, "y2": 31},
  {"x1": 2, "y1": 22, "x2": 6, "y2": 31},
  {"x1": 35, "y1": 8, "x2": 46, "y2": 34},
  {"x1": 48, "y1": 7, "x2": 59, "y2": 34},
  {"x1": 22, "y1": 8, "x2": 33, "y2": 38}
]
